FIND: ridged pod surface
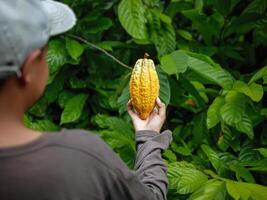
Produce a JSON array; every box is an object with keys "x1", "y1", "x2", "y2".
[{"x1": 129, "y1": 55, "x2": 159, "y2": 120}]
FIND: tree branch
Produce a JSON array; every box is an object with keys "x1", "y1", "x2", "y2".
[{"x1": 68, "y1": 34, "x2": 132, "y2": 70}]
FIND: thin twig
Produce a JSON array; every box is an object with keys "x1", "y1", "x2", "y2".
[{"x1": 68, "y1": 34, "x2": 132, "y2": 70}]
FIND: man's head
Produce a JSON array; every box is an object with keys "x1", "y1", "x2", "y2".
[{"x1": 0, "y1": 0, "x2": 76, "y2": 109}]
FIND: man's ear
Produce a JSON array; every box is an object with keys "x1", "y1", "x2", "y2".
[{"x1": 20, "y1": 49, "x2": 43, "y2": 84}]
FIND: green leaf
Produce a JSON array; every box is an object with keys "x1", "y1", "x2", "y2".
[
  {"x1": 179, "y1": 75, "x2": 206, "y2": 108},
  {"x1": 249, "y1": 65, "x2": 267, "y2": 84},
  {"x1": 228, "y1": 162, "x2": 255, "y2": 183},
  {"x1": 207, "y1": 96, "x2": 225, "y2": 129},
  {"x1": 243, "y1": 0, "x2": 267, "y2": 14},
  {"x1": 163, "y1": 149, "x2": 177, "y2": 162},
  {"x1": 157, "y1": 67, "x2": 171, "y2": 105},
  {"x1": 117, "y1": 85, "x2": 130, "y2": 114},
  {"x1": 160, "y1": 50, "x2": 234, "y2": 89},
  {"x1": 86, "y1": 17, "x2": 113, "y2": 34},
  {"x1": 147, "y1": 10, "x2": 176, "y2": 56},
  {"x1": 210, "y1": 0, "x2": 231, "y2": 16},
  {"x1": 47, "y1": 40, "x2": 68, "y2": 74},
  {"x1": 60, "y1": 94, "x2": 88, "y2": 124},
  {"x1": 58, "y1": 91, "x2": 75, "y2": 108},
  {"x1": 29, "y1": 97, "x2": 48, "y2": 117},
  {"x1": 255, "y1": 148, "x2": 267, "y2": 158},
  {"x1": 182, "y1": 9, "x2": 223, "y2": 45},
  {"x1": 118, "y1": 0, "x2": 147, "y2": 39},
  {"x1": 235, "y1": 114, "x2": 254, "y2": 139},
  {"x1": 27, "y1": 120, "x2": 60, "y2": 132},
  {"x1": 188, "y1": 179, "x2": 226, "y2": 200},
  {"x1": 233, "y1": 81, "x2": 263, "y2": 102},
  {"x1": 93, "y1": 114, "x2": 135, "y2": 152},
  {"x1": 160, "y1": 50, "x2": 188, "y2": 75},
  {"x1": 220, "y1": 91, "x2": 246, "y2": 125},
  {"x1": 168, "y1": 162, "x2": 208, "y2": 194},
  {"x1": 226, "y1": 180, "x2": 267, "y2": 200},
  {"x1": 177, "y1": 29, "x2": 193, "y2": 41},
  {"x1": 201, "y1": 144, "x2": 221, "y2": 172},
  {"x1": 65, "y1": 38, "x2": 84, "y2": 60}
]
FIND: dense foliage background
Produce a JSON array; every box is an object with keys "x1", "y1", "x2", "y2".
[{"x1": 25, "y1": 0, "x2": 267, "y2": 199}]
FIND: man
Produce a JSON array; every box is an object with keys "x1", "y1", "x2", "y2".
[{"x1": 0, "y1": 0, "x2": 172, "y2": 199}]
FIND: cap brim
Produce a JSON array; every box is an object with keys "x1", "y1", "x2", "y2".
[{"x1": 40, "y1": 0, "x2": 76, "y2": 36}]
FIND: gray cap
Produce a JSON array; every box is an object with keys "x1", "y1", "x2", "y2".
[{"x1": 0, "y1": 0, "x2": 76, "y2": 79}]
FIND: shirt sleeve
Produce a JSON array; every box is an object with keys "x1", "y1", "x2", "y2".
[
  {"x1": 134, "y1": 130, "x2": 172, "y2": 200},
  {"x1": 108, "y1": 130, "x2": 172, "y2": 200}
]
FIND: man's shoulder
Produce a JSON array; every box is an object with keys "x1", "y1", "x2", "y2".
[
  {"x1": 43, "y1": 129, "x2": 127, "y2": 171},
  {"x1": 44, "y1": 129, "x2": 107, "y2": 154}
]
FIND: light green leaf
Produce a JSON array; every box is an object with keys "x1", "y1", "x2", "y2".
[
  {"x1": 188, "y1": 179, "x2": 226, "y2": 200},
  {"x1": 207, "y1": 96, "x2": 225, "y2": 129},
  {"x1": 249, "y1": 65, "x2": 267, "y2": 84},
  {"x1": 118, "y1": 0, "x2": 147, "y2": 39},
  {"x1": 177, "y1": 29, "x2": 193, "y2": 41},
  {"x1": 163, "y1": 149, "x2": 177, "y2": 162},
  {"x1": 160, "y1": 50, "x2": 234, "y2": 89},
  {"x1": 168, "y1": 162, "x2": 208, "y2": 194},
  {"x1": 47, "y1": 40, "x2": 67, "y2": 74},
  {"x1": 220, "y1": 91, "x2": 246, "y2": 125},
  {"x1": 201, "y1": 144, "x2": 221, "y2": 172},
  {"x1": 228, "y1": 162, "x2": 255, "y2": 183},
  {"x1": 93, "y1": 114, "x2": 135, "y2": 151},
  {"x1": 65, "y1": 38, "x2": 84, "y2": 60},
  {"x1": 60, "y1": 94, "x2": 88, "y2": 124},
  {"x1": 58, "y1": 91, "x2": 75, "y2": 108},
  {"x1": 235, "y1": 114, "x2": 254, "y2": 139},
  {"x1": 255, "y1": 148, "x2": 267, "y2": 158},
  {"x1": 27, "y1": 120, "x2": 60, "y2": 132},
  {"x1": 160, "y1": 50, "x2": 188, "y2": 75},
  {"x1": 233, "y1": 81, "x2": 263, "y2": 102},
  {"x1": 226, "y1": 180, "x2": 267, "y2": 200}
]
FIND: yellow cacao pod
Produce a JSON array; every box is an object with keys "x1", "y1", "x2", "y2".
[{"x1": 129, "y1": 54, "x2": 159, "y2": 120}]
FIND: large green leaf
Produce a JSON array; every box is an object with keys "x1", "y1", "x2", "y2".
[
  {"x1": 65, "y1": 38, "x2": 84, "y2": 60},
  {"x1": 27, "y1": 119, "x2": 60, "y2": 132},
  {"x1": 207, "y1": 96, "x2": 225, "y2": 129},
  {"x1": 118, "y1": 0, "x2": 147, "y2": 39},
  {"x1": 168, "y1": 162, "x2": 208, "y2": 194},
  {"x1": 160, "y1": 50, "x2": 188, "y2": 75},
  {"x1": 93, "y1": 114, "x2": 135, "y2": 152},
  {"x1": 243, "y1": 0, "x2": 267, "y2": 14},
  {"x1": 160, "y1": 50, "x2": 234, "y2": 89},
  {"x1": 60, "y1": 94, "x2": 88, "y2": 124},
  {"x1": 249, "y1": 65, "x2": 267, "y2": 84},
  {"x1": 220, "y1": 91, "x2": 246, "y2": 126},
  {"x1": 47, "y1": 40, "x2": 68, "y2": 74},
  {"x1": 157, "y1": 67, "x2": 171, "y2": 105},
  {"x1": 147, "y1": 9, "x2": 176, "y2": 56},
  {"x1": 188, "y1": 179, "x2": 226, "y2": 200},
  {"x1": 226, "y1": 180, "x2": 267, "y2": 200},
  {"x1": 235, "y1": 114, "x2": 254, "y2": 139},
  {"x1": 256, "y1": 148, "x2": 267, "y2": 158},
  {"x1": 201, "y1": 144, "x2": 221, "y2": 172},
  {"x1": 233, "y1": 81, "x2": 263, "y2": 102}
]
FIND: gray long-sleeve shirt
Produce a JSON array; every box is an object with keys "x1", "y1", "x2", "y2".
[{"x1": 0, "y1": 129, "x2": 172, "y2": 200}]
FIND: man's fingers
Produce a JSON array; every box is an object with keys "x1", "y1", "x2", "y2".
[
  {"x1": 156, "y1": 97, "x2": 166, "y2": 117},
  {"x1": 127, "y1": 100, "x2": 137, "y2": 118}
]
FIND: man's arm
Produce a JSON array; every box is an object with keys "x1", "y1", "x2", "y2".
[
  {"x1": 134, "y1": 130, "x2": 172, "y2": 200},
  {"x1": 107, "y1": 130, "x2": 172, "y2": 200}
]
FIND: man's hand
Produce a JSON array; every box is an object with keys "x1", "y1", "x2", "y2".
[{"x1": 127, "y1": 97, "x2": 166, "y2": 133}]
